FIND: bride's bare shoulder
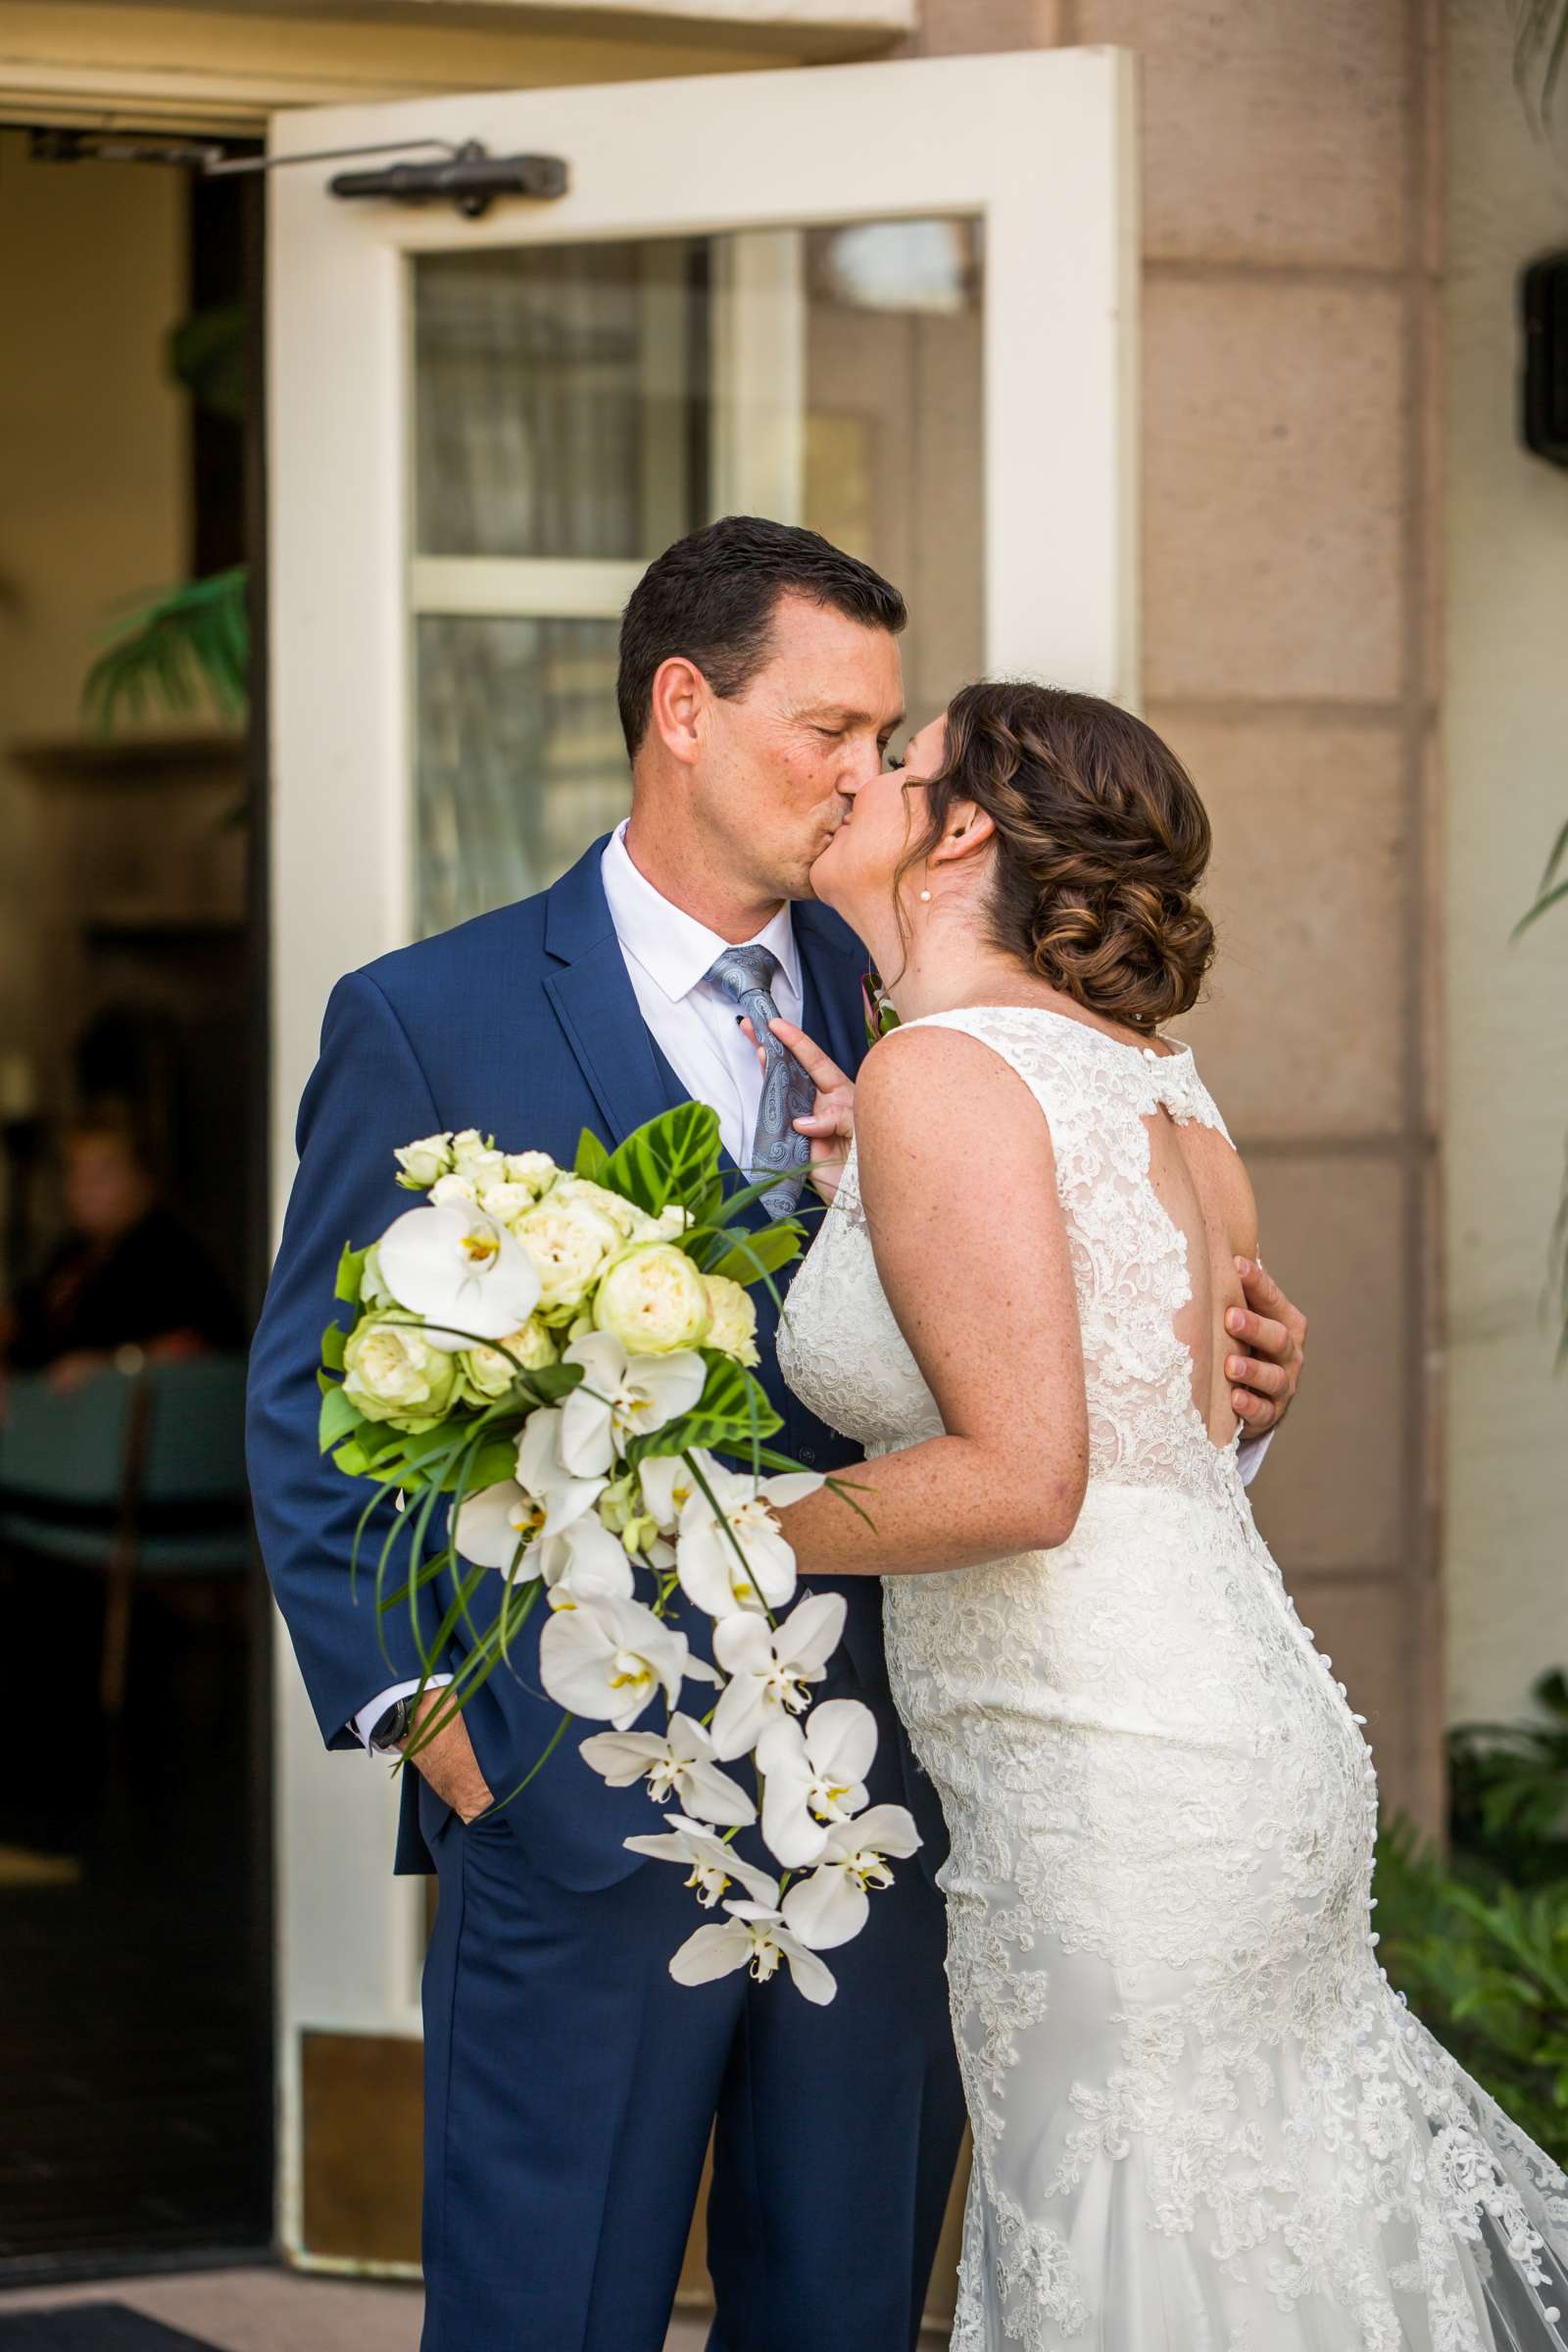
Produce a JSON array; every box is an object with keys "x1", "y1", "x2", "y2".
[{"x1": 855, "y1": 1020, "x2": 1059, "y2": 1177}]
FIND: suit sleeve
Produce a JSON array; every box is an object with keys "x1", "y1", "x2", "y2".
[{"x1": 246, "y1": 969, "x2": 456, "y2": 1749}]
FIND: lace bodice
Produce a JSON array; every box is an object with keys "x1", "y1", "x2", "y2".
[
  {"x1": 780, "y1": 1004, "x2": 1241, "y2": 1502},
  {"x1": 777, "y1": 1004, "x2": 1568, "y2": 2350}
]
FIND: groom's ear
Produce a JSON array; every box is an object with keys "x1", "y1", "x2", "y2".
[
  {"x1": 649, "y1": 655, "x2": 710, "y2": 767},
  {"x1": 929, "y1": 800, "x2": 995, "y2": 870}
]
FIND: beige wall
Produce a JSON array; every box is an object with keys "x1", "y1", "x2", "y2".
[
  {"x1": 1443, "y1": 0, "x2": 1568, "y2": 1727},
  {"x1": 906, "y1": 0, "x2": 1447, "y2": 1828}
]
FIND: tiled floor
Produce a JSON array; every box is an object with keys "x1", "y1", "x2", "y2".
[{"x1": 0, "y1": 2266, "x2": 951, "y2": 2347}]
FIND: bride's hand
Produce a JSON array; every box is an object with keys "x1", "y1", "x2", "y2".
[{"x1": 740, "y1": 1016, "x2": 856, "y2": 1205}]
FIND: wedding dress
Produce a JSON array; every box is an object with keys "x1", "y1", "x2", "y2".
[{"x1": 777, "y1": 1004, "x2": 1568, "y2": 2351}]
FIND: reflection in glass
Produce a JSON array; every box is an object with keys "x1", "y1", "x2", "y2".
[
  {"x1": 416, "y1": 615, "x2": 625, "y2": 938},
  {"x1": 416, "y1": 241, "x2": 705, "y2": 562}
]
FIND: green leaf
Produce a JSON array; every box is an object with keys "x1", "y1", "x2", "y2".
[
  {"x1": 318, "y1": 1383, "x2": 365, "y2": 1453},
  {"x1": 602, "y1": 1102, "x2": 723, "y2": 1217},
  {"x1": 321, "y1": 1321, "x2": 348, "y2": 1372},
  {"x1": 334, "y1": 1244, "x2": 368, "y2": 1305},
  {"x1": 517, "y1": 1361, "x2": 586, "y2": 1405},
  {"x1": 574, "y1": 1128, "x2": 612, "y2": 1183},
  {"x1": 702, "y1": 1223, "x2": 804, "y2": 1287},
  {"x1": 81, "y1": 565, "x2": 250, "y2": 736}
]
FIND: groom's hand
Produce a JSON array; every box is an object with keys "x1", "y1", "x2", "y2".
[
  {"x1": 1226, "y1": 1257, "x2": 1307, "y2": 1435},
  {"x1": 402, "y1": 1690, "x2": 494, "y2": 1824}
]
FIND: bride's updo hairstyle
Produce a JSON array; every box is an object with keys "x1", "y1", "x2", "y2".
[{"x1": 902, "y1": 682, "x2": 1216, "y2": 1035}]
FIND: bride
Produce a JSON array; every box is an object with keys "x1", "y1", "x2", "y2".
[{"x1": 767, "y1": 681, "x2": 1568, "y2": 2350}]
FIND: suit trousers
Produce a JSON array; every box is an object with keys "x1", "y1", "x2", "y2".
[{"x1": 417, "y1": 1746, "x2": 965, "y2": 2352}]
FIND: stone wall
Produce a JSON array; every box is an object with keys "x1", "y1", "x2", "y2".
[{"x1": 907, "y1": 0, "x2": 1448, "y2": 1831}]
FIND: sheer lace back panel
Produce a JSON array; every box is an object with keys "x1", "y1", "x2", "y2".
[{"x1": 781, "y1": 1004, "x2": 1242, "y2": 1503}]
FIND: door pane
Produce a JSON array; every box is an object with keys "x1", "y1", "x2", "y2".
[
  {"x1": 416, "y1": 615, "x2": 625, "y2": 938},
  {"x1": 411, "y1": 218, "x2": 983, "y2": 936}
]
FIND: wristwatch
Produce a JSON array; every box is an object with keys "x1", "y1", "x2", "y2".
[{"x1": 368, "y1": 1695, "x2": 416, "y2": 1752}]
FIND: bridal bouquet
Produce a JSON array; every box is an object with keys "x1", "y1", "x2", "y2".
[{"x1": 318, "y1": 1104, "x2": 917, "y2": 2003}]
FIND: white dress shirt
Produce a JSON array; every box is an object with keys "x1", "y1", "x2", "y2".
[
  {"x1": 352, "y1": 824, "x2": 807, "y2": 1749},
  {"x1": 599, "y1": 819, "x2": 805, "y2": 1168},
  {"x1": 354, "y1": 827, "x2": 1269, "y2": 1744}
]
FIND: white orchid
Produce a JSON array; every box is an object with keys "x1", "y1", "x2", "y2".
[
  {"x1": 377, "y1": 1198, "x2": 541, "y2": 1351},
  {"x1": 580, "y1": 1715, "x2": 756, "y2": 1826},
  {"x1": 452, "y1": 1456, "x2": 627, "y2": 1592},
  {"x1": 452, "y1": 1479, "x2": 547, "y2": 1578},
  {"x1": 669, "y1": 1901, "x2": 837, "y2": 2005},
  {"x1": 622, "y1": 1812, "x2": 778, "y2": 1909},
  {"x1": 755, "y1": 1699, "x2": 878, "y2": 1870},
  {"x1": 709, "y1": 1592, "x2": 847, "y2": 1760},
  {"x1": 780, "y1": 1805, "x2": 921, "y2": 1950},
  {"x1": 673, "y1": 1460, "x2": 824, "y2": 1620},
  {"x1": 538, "y1": 1592, "x2": 692, "y2": 1728},
  {"x1": 558, "y1": 1332, "x2": 706, "y2": 1478},
  {"x1": 514, "y1": 1408, "x2": 606, "y2": 1529}
]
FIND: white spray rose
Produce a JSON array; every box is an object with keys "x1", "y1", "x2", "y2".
[
  {"x1": 458, "y1": 1316, "x2": 558, "y2": 1400},
  {"x1": 451, "y1": 1129, "x2": 508, "y2": 1190},
  {"x1": 342, "y1": 1316, "x2": 459, "y2": 1425},
  {"x1": 593, "y1": 1243, "x2": 711, "y2": 1357},
  {"x1": 429, "y1": 1172, "x2": 478, "y2": 1207},
  {"x1": 702, "y1": 1275, "x2": 760, "y2": 1368},
  {"x1": 474, "y1": 1181, "x2": 539, "y2": 1227},
  {"x1": 503, "y1": 1151, "x2": 558, "y2": 1197},
  {"x1": 394, "y1": 1133, "x2": 454, "y2": 1191},
  {"x1": 549, "y1": 1175, "x2": 649, "y2": 1242},
  {"x1": 514, "y1": 1191, "x2": 624, "y2": 1316}
]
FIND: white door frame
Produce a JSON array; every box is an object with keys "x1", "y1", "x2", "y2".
[{"x1": 266, "y1": 42, "x2": 1137, "y2": 2259}]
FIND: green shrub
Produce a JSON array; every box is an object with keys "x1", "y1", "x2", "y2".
[{"x1": 1374, "y1": 1671, "x2": 1568, "y2": 2165}]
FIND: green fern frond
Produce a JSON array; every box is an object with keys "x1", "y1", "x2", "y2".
[{"x1": 81, "y1": 566, "x2": 250, "y2": 735}]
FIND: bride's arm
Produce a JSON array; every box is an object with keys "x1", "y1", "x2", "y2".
[{"x1": 776, "y1": 1026, "x2": 1088, "y2": 1579}]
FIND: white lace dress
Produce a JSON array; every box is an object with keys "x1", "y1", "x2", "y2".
[{"x1": 777, "y1": 1004, "x2": 1568, "y2": 2352}]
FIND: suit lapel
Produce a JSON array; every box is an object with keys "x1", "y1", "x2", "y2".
[
  {"x1": 543, "y1": 845, "x2": 868, "y2": 1177},
  {"x1": 542, "y1": 839, "x2": 673, "y2": 1151},
  {"x1": 793, "y1": 901, "x2": 868, "y2": 1079}
]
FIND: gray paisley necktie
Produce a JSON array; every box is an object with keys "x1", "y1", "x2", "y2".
[{"x1": 705, "y1": 944, "x2": 813, "y2": 1220}]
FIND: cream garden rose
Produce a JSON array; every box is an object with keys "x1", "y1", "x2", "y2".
[
  {"x1": 459, "y1": 1316, "x2": 559, "y2": 1400},
  {"x1": 702, "y1": 1275, "x2": 760, "y2": 1367},
  {"x1": 594, "y1": 1243, "x2": 711, "y2": 1356},
  {"x1": 514, "y1": 1190, "x2": 623, "y2": 1316},
  {"x1": 342, "y1": 1316, "x2": 459, "y2": 1426}
]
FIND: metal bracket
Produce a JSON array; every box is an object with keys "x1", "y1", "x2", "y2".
[
  {"x1": 27, "y1": 130, "x2": 567, "y2": 220},
  {"x1": 326, "y1": 139, "x2": 566, "y2": 219}
]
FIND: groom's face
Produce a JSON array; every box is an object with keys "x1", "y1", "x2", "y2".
[{"x1": 701, "y1": 592, "x2": 906, "y2": 902}]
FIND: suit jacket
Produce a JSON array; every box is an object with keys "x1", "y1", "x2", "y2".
[{"x1": 247, "y1": 836, "x2": 946, "y2": 1886}]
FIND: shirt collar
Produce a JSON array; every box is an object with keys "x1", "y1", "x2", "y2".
[{"x1": 601, "y1": 819, "x2": 802, "y2": 1008}]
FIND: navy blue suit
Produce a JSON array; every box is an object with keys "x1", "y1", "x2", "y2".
[{"x1": 247, "y1": 839, "x2": 964, "y2": 2351}]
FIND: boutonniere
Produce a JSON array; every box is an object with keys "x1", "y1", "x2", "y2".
[{"x1": 861, "y1": 970, "x2": 901, "y2": 1046}]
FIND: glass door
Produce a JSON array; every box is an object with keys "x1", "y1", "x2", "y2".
[
  {"x1": 410, "y1": 219, "x2": 988, "y2": 934},
  {"x1": 266, "y1": 42, "x2": 1135, "y2": 2263}
]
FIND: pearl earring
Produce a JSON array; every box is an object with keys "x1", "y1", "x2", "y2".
[{"x1": 918, "y1": 888, "x2": 932, "y2": 903}]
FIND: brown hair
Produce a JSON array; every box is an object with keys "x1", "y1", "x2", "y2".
[{"x1": 899, "y1": 681, "x2": 1216, "y2": 1034}]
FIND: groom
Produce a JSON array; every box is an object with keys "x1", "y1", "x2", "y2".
[{"x1": 247, "y1": 516, "x2": 1306, "y2": 2352}]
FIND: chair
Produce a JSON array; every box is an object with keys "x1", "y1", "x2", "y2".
[{"x1": 0, "y1": 1353, "x2": 252, "y2": 1716}]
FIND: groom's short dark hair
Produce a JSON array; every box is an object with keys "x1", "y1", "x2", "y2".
[{"x1": 616, "y1": 515, "x2": 906, "y2": 760}]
